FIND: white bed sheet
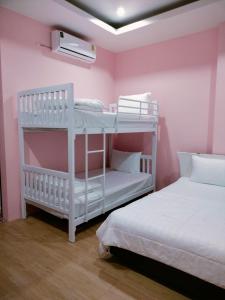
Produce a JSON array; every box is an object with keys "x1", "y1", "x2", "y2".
[
  {"x1": 73, "y1": 169, "x2": 152, "y2": 217},
  {"x1": 73, "y1": 109, "x2": 158, "y2": 128},
  {"x1": 73, "y1": 110, "x2": 116, "y2": 128},
  {"x1": 96, "y1": 177, "x2": 225, "y2": 288},
  {"x1": 25, "y1": 108, "x2": 157, "y2": 129}
]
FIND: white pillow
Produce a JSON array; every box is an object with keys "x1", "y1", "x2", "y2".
[
  {"x1": 111, "y1": 149, "x2": 141, "y2": 173},
  {"x1": 190, "y1": 155, "x2": 225, "y2": 186},
  {"x1": 119, "y1": 92, "x2": 152, "y2": 101},
  {"x1": 75, "y1": 98, "x2": 104, "y2": 111},
  {"x1": 118, "y1": 92, "x2": 152, "y2": 114}
]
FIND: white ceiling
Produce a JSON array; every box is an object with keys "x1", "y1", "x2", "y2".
[{"x1": 0, "y1": 0, "x2": 225, "y2": 53}]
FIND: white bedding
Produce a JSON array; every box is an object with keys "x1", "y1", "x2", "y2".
[
  {"x1": 96, "y1": 177, "x2": 225, "y2": 288},
  {"x1": 25, "y1": 107, "x2": 157, "y2": 128},
  {"x1": 73, "y1": 110, "x2": 116, "y2": 128},
  {"x1": 73, "y1": 169, "x2": 152, "y2": 218},
  {"x1": 73, "y1": 109, "x2": 158, "y2": 128}
]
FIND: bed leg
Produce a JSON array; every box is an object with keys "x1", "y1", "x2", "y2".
[
  {"x1": 21, "y1": 201, "x2": 27, "y2": 219},
  {"x1": 68, "y1": 222, "x2": 76, "y2": 243}
]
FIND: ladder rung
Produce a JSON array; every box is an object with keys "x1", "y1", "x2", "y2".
[
  {"x1": 87, "y1": 174, "x2": 104, "y2": 181},
  {"x1": 88, "y1": 150, "x2": 104, "y2": 154}
]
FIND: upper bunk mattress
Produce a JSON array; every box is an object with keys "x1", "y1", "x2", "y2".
[
  {"x1": 22, "y1": 108, "x2": 157, "y2": 130},
  {"x1": 73, "y1": 109, "x2": 157, "y2": 128},
  {"x1": 97, "y1": 177, "x2": 225, "y2": 288},
  {"x1": 74, "y1": 110, "x2": 116, "y2": 128}
]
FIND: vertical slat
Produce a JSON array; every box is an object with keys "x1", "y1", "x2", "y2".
[
  {"x1": 39, "y1": 93, "x2": 43, "y2": 125},
  {"x1": 31, "y1": 94, "x2": 35, "y2": 125},
  {"x1": 42, "y1": 93, "x2": 47, "y2": 124},
  {"x1": 43, "y1": 173, "x2": 47, "y2": 202},
  {"x1": 34, "y1": 173, "x2": 38, "y2": 200},
  {"x1": 28, "y1": 95, "x2": 31, "y2": 124},
  {"x1": 63, "y1": 178, "x2": 67, "y2": 212},
  {"x1": 49, "y1": 92, "x2": 52, "y2": 125},
  {"x1": 147, "y1": 159, "x2": 150, "y2": 174},
  {"x1": 139, "y1": 101, "x2": 142, "y2": 120},
  {"x1": 55, "y1": 91, "x2": 60, "y2": 125},
  {"x1": 28, "y1": 171, "x2": 31, "y2": 197},
  {"x1": 53, "y1": 176, "x2": 57, "y2": 207},
  {"x1": 58, "y1": 177, "x2": 62, "y2": 209},
  {"x1": 142, "y1": 158, "x2": 145, "y2": 173},
  {"x1": 48, "y1": 175, "x2": 51, "y2": 205},
  {"x1": 62, "y1": 90, "x2": 67, "y2": 125}
]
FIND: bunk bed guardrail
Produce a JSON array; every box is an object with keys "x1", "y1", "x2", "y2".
[
  {"x1": 110, "y1": 97, "x2": 159, "y2": 120},
  {"x1": 22, "y1": 154, "x2": 153, "y2": 218},
  {"x1": 18, "y1": 83, "x2": 74, "y2": 128},
  {"x1": 23, "y1": 164, "x2": 70, "y2": 214}
]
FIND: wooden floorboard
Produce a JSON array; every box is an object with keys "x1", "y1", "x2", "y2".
[{"x1": 0, "y1": 213, "x2": 190, "y2": 300}]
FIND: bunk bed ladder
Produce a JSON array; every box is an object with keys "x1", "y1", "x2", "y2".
[{"x1": 84, "y1": 132, "x2": 106, "y2": 222}]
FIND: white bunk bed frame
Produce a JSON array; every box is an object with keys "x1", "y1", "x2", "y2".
[{"x1": 18, "y1": 83, "x2": 158, "y2": 242}]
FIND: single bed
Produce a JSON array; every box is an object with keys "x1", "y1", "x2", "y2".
[{"x1": 97, "y1": 153, "x2": 225, "y2": 289}]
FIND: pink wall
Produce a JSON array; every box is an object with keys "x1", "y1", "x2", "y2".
[
  {"x1": 114, "y1": 29, "x2": 218, "y2": 188},
  {"x1": 212, "y1": 23, "x2": 225, "y2": 154},
  {"x1": 0, "y1": 6, "x2": 225, "y2": 221},
  {"x1": 0, "y1": 7, "x2": 115, "y2": 220}
]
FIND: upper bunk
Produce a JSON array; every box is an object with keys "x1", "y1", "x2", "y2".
[{"x1": 18, "y1": 83, "x2": 159, "y2": 134}]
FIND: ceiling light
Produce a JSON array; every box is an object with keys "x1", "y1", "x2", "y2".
[{"x1": 116, "y1": 6, "x2": 125, "y2": 17}]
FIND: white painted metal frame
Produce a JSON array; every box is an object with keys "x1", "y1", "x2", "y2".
[{"x1": 18, "y1": 83, "x2": 158, "y2": 242}]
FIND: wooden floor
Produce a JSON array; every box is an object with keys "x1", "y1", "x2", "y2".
[{"x1": 0, "y1": 213, "x2": 190, "y2": 300}]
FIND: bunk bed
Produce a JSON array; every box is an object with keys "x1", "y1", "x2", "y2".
[{"x1": 18, "y1": 83, "x2": 159, "y2": 242}]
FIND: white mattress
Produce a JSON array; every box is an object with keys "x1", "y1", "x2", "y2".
[
  {"x1": 73, "y1": 110, "x2": 116, "y2": 128},
  {"x1": 73, "y1": 109, "x2": 158, "y2": 128},
  {"x1": 96, "y1": 177, "x2": 225, "y2": 288},
  {"x1": 73, "y1": 169, "x2": 152, "y2": 218},
  {"x1": 25, "y1": 108, "x2": 157, "y2": 129}
]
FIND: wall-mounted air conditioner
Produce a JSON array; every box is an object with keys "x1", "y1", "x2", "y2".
[{"x1": 51, "y1": 30, "x2": 96, "y2": 63}]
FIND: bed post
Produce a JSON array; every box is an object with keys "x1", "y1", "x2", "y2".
[
  {"x1": 18, "y1": 94, "x2": 26, "y2": 219},
  {"x1": 67, "y1": 83, "x2": 76, "y2": 242},
  {"x1": 151, "y1": 129, "x2": 157, "y2": 191},
  {"x1": 19, "y1": 126, "x2": 27, "y2": 219}
]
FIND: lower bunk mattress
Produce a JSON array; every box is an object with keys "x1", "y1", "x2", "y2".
[
  {"x1": 96, "y1": 177, "x2": 225, "y2": 289},
  {"x1": 73, "y1": 169, "x2": 152, "y2": 218}
]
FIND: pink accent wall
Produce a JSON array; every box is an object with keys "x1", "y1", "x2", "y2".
[
  {"x1": 212, "y1": 23, "x2": 225, "y2": 154},
  {"x1": 0, "y1": 7, "x2": 115, "y2": 220},
  {"x1": 0, "y1": 6, "x2": 225, "y2": 221},
  {"x1": 114, "y1": 29, "x2": 219, "y2": 188}
]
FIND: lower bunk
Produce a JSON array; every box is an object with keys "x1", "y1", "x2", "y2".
[{"x1": 22, "y1": 161, "x2": 154, "y2": 240}]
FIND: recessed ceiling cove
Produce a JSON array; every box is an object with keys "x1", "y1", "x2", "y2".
[{"x1": 66, "y1": 0, "x2": 199, "y2": 28}]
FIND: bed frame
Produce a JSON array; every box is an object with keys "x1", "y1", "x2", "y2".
[{"x1": 18, "y1": 83, "x2": 158, "y2": 242}]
